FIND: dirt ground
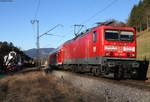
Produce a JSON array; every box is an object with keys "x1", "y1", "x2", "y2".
[{"x1": 0, "y1": 72, "x2": 88, "y2": 102}]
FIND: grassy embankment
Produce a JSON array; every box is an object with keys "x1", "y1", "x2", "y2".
[
  {"x1": 0, "y1": 72, "x2": 87, "y2": 102},
  {"x1": 137, "y1": 29, "x2": 150, "y2": 60},
  {"x1": 137, "y1": 29, "x2": 150, "y2": 79}
]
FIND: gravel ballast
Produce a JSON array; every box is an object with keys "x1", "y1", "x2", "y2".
[{"x1": 52, "y1": 71, "x2": 150, "y2": 102}]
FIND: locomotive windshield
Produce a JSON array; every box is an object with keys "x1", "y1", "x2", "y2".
[
  {"x1": 120, "y1": 31, "x2": 134, "y2": 41},
  {"x1": 105, "y1": 30, "x2": 134, "y2": 41},
  {"x1": 105, "y1": 30, "x2": 119, "y2": 41}
]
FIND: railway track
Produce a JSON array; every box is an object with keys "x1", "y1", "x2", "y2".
[
  {"x1": 51, "y1": 70, "x2": 150, "y2": 102},
  {"x1": 95, "y1": 75, "x2": 150, "y2": 91},
  {"x1": 119, "y1": 80, "x2": 150, "y2": 91},
  {"x1": 51, "y1": 69, "x2": 150, "y2": 91}
]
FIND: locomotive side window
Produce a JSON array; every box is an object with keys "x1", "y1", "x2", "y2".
[{"x1": 93, "y1": 31, "x2": 97, "y2": 42}]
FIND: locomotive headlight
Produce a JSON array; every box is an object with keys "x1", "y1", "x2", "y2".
[
  {"x1": 131, "y1": 53, "x2": 135, "y2": 57},
  {"x1": 104, "y1": 46, "x2": 117, "y2": 51},
  {"x1": 123, "y1": 47, "x2": 135, "y2": 51},
  {"x1": 105, "y1": 52, "x2": 109, "y2": 56}
]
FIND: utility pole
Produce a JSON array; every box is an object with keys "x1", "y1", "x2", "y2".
[
  {"x1": 36, "y1": 20, "x2": 40, "y2": 67},
  {"x1": 31, "y1": 20, "x2": 40, "y2": 67},
  {"x1": 31, "y1": 20, "x2": 63, "y2": 68}
]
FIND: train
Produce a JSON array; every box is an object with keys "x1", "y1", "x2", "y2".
[
  {"x1": 1, "y1": 51, "x2": 34, "y2": 73},
  {"x1": 2, "y1": 51, "x2": 23, "y2": 72},
  {"x1": 47, "y1": 25, "x2": 149, "y2": 80}
]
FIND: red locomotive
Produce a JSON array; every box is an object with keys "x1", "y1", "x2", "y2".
[{"x1": 48, "y1": 25, "x2": 149, "y2": 80}]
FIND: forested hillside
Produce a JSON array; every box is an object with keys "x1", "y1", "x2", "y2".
[{"x1": 127, "y1": 0, "x2": 150, "y2": 32}]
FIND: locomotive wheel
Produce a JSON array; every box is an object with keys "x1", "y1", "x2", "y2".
[
  {"x1": 72, "y1": 66, "x2": 75, "y2": 72},
  {"x1": 131, "y1": 69, "x2": 138, "y2": 79},
  {"x1": 75, "y1": 65, "x2": 80, "y2": 73},
  {"x1": 95, "y1": 68, "x2": 100, "y2": 76},
  {"x1": 91, "y1": 68, "x2": 96, "y2": 76},
  {"x1": 114, "y1": 66, "x2": 123, "y2": 80},
  {"x1": 92, "y1": 68, "x2": 100, "y2": 76}
]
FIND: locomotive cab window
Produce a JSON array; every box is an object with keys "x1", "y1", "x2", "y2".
[
  {"x1": 105, "y1": 30, "x2": 134, "y2": 41},
  {"x1": 105, "y1": 30, "x2": 119, "y2": 41},
  {"x1": 93, "y1": 31, "x2": 97, "y2": 42},
  {"x1": 120, "y1": 31, "x2": 134, "y2": 41}
]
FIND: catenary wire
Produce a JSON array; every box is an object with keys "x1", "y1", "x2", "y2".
[{"x1": 82, "y1": 0, "x2": 119, "y2": 25}]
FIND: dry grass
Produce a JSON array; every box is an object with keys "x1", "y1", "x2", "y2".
[{"x1": 0, "y1": 72, "x2": 87, "y2": 102}]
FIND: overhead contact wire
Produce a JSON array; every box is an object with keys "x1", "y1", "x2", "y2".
[{"x1": 82, "y1": 0, "x2": 119, "y2": 25}]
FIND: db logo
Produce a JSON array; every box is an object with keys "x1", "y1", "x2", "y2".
[{"x1": 117, "y1": 47, "x2": 123, "y2": 53}]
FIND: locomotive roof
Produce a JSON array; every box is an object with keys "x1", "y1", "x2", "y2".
[
  {"x1": 64, "y1": 27, "x2": 93, "y2": 44},
  {"x1": 64, "y1": 20, "x2": 125, "y2": 44},
  {"x1": 63, "y1": 25, "x2": 135, "y2": 45}
]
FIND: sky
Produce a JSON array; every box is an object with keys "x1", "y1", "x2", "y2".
[{"x1": 0, "y1": 0, "x2": 140, "y2": 50}]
